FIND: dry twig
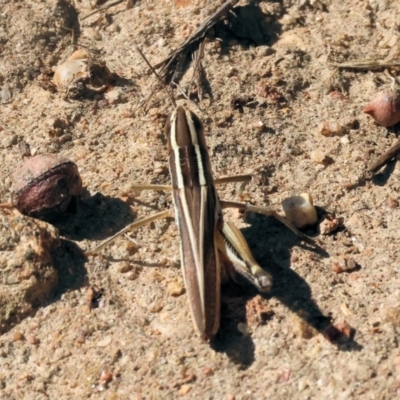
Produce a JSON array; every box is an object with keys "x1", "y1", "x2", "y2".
[
  {"x1": 329, "y1": 60, "x2": 400, "y2": 70},
  {"x1": 154, "y1": 0, "x2": 239, "y2": 81},
  {"x1": 368, "y1": 140, "x2": 400, "y2": 173},
  {"x1": 80, "y1": 0, "x2": 125, "y2": 21},
  {"x1": 188, "y1": 38, "x2": 207, "y2": 101}
]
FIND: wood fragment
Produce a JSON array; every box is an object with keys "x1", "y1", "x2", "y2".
[
  {"x1": 368, "y1": 140, "x2": 400, "y2": 173},
  {"x1": 154, "y1": 0, "x2": 239, "y2": 81},
  {"x1": 189, "y1": 39, "x2": 207, "y2": 101},
  {"x1": 329, "y1": 59, "x2": 400, "y2": 71}
]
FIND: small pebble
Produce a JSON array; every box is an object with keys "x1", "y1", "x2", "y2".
[
  {"x1": 116, "y1": 261, "x2": 132, "y2": 273},
  {"x1": 298, "y1": 380, "x2": 309, "y2": 392},
  {"x1": 125, "y1": 271, "x2": 137, "y2": 280},
  {"x1": 99, "y1": 369, "x2": 113, "y2": 384},
  {"x1": 340, "y1": 135, "x2": 350, "y2": 145},
  {"x1": 178, "y1": 384, "x2": 191, "y2": 396},
  {"x1": 331, "y1": 256, "x2": 357, "y2": 273},
  {"x1": 97, "y1": 336, "x2": 112, "y2": 347},
  {"x1": 363, "y1": 92, "x2": 400, "y2": 127},
  {"x1": 27, "y1": 335, "x2": 40, "y2": 345},
  {"x1": 167, "y1": 281, "x2": 185, "y2": 297},
  {"x1": 157, "y1": 38, "x2": 166, "y2": 47},
  {"x1": 69, "y1": 49, "x2": 89, "y2": 61},
  {"x1": 317, "y1": 121, "x2": 345, "y2": 137},
  {"x1": 237, "y1": 322, "x2": 250, "y2": 336},
  {"x1": 321, "y1": 324, "x2": 343, "y2": 342},
  {"x1": 385, "y1": 307, "x2": 400, "y2": 326},
  {"x1": 0, "y1": 87, "x2": 12, "y2": 104},
  {"x1": 76, "y1": 329, "x2": 87, "y2": 344},
  {"x1": 388, "y1": 196, "x2": 399, "y2": 209},
  {"x1": 293, "y1": 318, "x2": 318, "y2": 339},
  {"x1": 310, "y1": 148, "x2": 329, "y2": 164},
  {"x1": 256, "y1": 45, "x2": 274, "y2": 56},
  {"x1": 53, "y1": 59, "x2": 87, "y2": 88},
  {"x1": 148, "y1": 301, "x2": 164, "y2": 313},
  {"x1": 13, "y1": 331, "x2": 23, "y2": 341},
  {"x1": 319, "y1": 217, "x2": 340, "y2": 235},
  {"x1": 335, "y1": 321, "x2": 354, "y2": 338},
  {"x1": 108, "y1": 23, "x2": 121, "y2": 33},
  {"x1": 203, "y1": 367, "x2": 213, "y2": 377},
  {"x1": 282, "y1": 193, "x2": 318, "y2": 228},
  {"x1": 88, "y1": 28, "x2": 102, "y2": 41}
]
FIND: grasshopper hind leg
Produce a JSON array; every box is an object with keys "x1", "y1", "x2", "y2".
[{"x1": 216, "y1": 221, "x2": 272, "y2": 293}]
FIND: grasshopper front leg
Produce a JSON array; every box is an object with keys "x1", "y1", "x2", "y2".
[{"x1": 88, "y1": 209, "x2": 171, "y2": 255}]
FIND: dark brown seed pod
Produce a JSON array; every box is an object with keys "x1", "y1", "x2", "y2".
[
  {"x1": 11, "y1": 154, "x2": 82, "y2": 220},
  {"x1": 363, "y1": 92, "x2": 400, "y2": 127}
]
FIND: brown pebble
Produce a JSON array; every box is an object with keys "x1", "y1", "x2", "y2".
[
  {"x1": 203, "y1": 367, "x2": 214, "y2": 377},
  {"x1": 388, "y1": 196, "x2": 399, "y2": 209},
  {"x1": 13, "y1": 331, "x2": 23, "y2": 341},
  {"x1": 11, "y1": 154, "x2": 82, "y2": 219},
  {"x1": 125, "y1": 271, "x2": 137, "y2": 280},
  {"x1": 293, "y1": 317, "x2": 318, "y2": 339},
  {"x1": 99, "y1": 369, "x2": 113, "y2": 384},
  {"x1": 386, "y1": 306, "x2": 400, "y2": 326},
  {"x1": 322, "y1": 324, "x2": 343, "y2": 342},
  {"x1": 317, "y1": 121, "x2": 345, "y2": 137},
  {"x1": 167, "y1": 280, "x2": 185, "y2": 297},
  {"x1": 76, "y1": 329, "x2": 87, "y2": 344},
  {"x1": 69, "y1": 49, "x2": 89, "y2": 61},
  {"x1": 310, "y1": 148, "x2": 328, "y2": 164},
  {"x1": 148, "y1": 301, "x2": 164, "y2": 313},
  {"x1": 27, "y1": 335, "x2": 40, "y2": 345},
  {"x1": 116, "y1": 261, "x2": 132, "y2": 273},
  {"x1": 335, "y1": 321, "x2": 354, "y2": 338},
  {"x1": 363, "y1": 92, "x2": 400, "y2": 127},
  {"x1": 178, "y1": 384, "x2": 191, "y2": 396},
  {"x1": 331, "y1": 256, "x2": 357, "y2": 273},
  {"x1": 319, "y1": 217, "x2": 340, "y2": 235},
  {"x1": 97, "y1": 336, "x2": 112, "y2": 347},
  {"x1": 181, "y1": 372, "x2": 196, "y2": 384},
  {"x1": 18, "y1": 373, "x2": 33, "y2": 382}
]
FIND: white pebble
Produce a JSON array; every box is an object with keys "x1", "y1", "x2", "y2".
[{"x1": 282, "y1": 193, "x2": 318, "y2": 228}]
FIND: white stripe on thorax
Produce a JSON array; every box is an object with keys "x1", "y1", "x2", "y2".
[
  {"x1": 194, "y1": 145, "x2": 206, "y2": 186},
  {"x1": 185, "y1": 109, "x2": 199, "y2": 145},
  {"x1": 173, "y1": 148, "x2": 184, "y2": 189},
  {"x1": 170, "y1": 110, "x2": 178, "y2": 150}
]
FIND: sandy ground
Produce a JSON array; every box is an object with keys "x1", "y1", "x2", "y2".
[{"x1": 1, "y1": 0, "x2": 400, "y2": 398}]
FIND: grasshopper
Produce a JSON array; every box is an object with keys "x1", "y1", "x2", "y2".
[{"x1": 91, "y1": 50, "x2": 310, "y2": 341}]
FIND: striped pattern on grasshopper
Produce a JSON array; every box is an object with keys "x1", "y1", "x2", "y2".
[{"x1": 91, "y1": 105, "x2": 309, "y2": 340}]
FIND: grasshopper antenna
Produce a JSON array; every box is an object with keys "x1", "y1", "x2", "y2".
[{"x1": 134, "y1": 45, "x2": 177, "y2": 108}]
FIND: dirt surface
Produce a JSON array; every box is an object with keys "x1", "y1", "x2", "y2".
[{"x1": 1, "y1": 0, "x2": 400, "y2": 398}]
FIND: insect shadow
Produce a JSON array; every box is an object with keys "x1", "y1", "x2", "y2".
[
  {"x1": 161, "y1": 1, "x2": 283, "y2": 86},
  {"x1": 372, "y1": 159, "x2": 397, "y2": 187},
  {"x1": 215, "y1": 2, "x2": 282, "y2": 48},
  {"x1": 52, "y1": 192, "x2": 136, "y2": 242},
  {"x1": 52, "y1": 239, "x2": 88, "y2": 300},
  {"x1": 211, "y1": 215, "x2": 361, "y2": 368}
]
